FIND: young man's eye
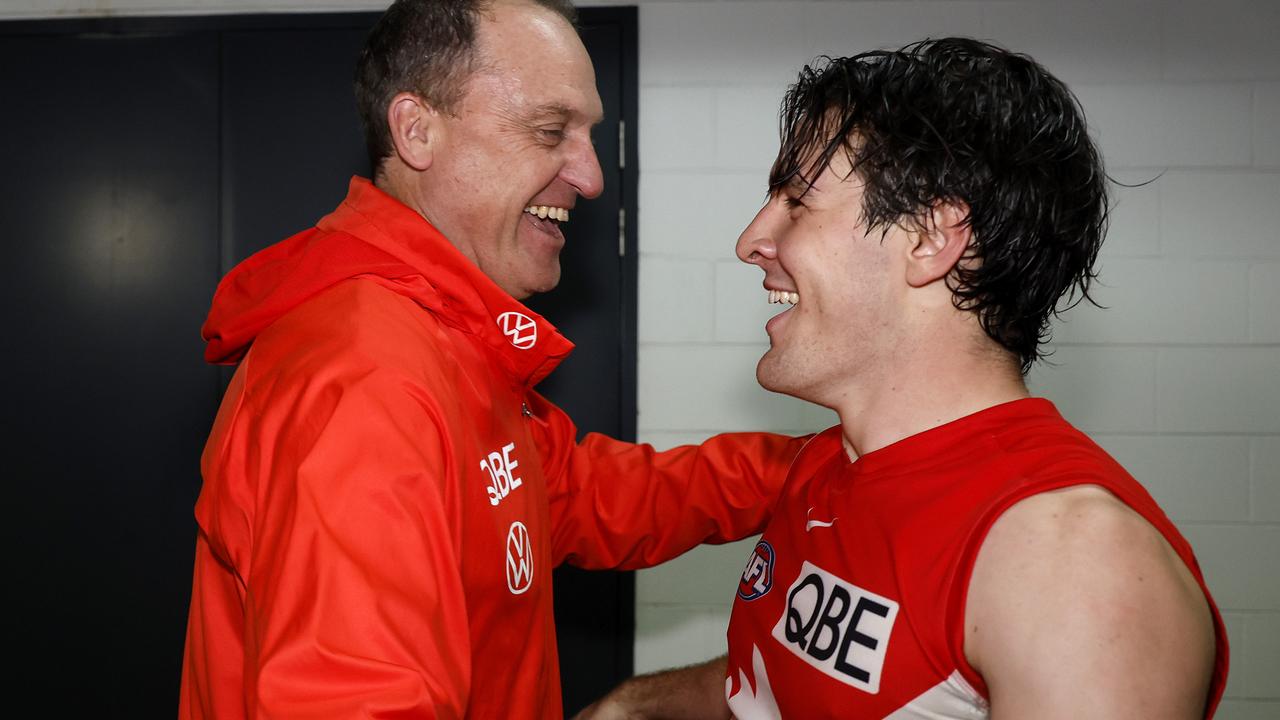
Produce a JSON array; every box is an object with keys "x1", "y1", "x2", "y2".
[{"x1": 783, "y1": 195, "x2": 805, "y2": 210}]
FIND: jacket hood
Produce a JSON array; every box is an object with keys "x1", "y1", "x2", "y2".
[{"x1": 202, "y1": 177, "x2": 573, "y2": 386}]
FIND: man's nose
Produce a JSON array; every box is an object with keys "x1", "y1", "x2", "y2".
[
  {"x1": 736, "y1": 203, "x2": 778, "y2": 265},
  {"x1": 564, "y1": 136, "x2": 604, "y2": 200}
]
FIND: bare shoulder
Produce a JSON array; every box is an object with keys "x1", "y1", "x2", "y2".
[{"x1": 964, "y1": 485, "x2": 1216, "y2": 719}]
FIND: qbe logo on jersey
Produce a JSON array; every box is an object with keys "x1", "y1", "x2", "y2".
[
  {"x1": 497, "y1": 311, "x2": 537, "y2": 349},
  {"x1": 506, "y1": 521, "x2": 534, "y2": 595},
  {"x1": 771, "y1": 561, "x2": 899, "y2": 694},
  {"x1": 738, "y1": 540, "x2": 775, "y2": 601}
]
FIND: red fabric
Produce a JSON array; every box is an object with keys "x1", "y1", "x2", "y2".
[
  {"x1": 181, "y1": 177, "x2": 807, "y2": 719},
  {"x1": 725, "y1": 399, "x2": 1228, "y2": 719}
]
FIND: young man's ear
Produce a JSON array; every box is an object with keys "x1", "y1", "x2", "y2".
[
  {"x1": 905, "y1": 200, "x2": 972, "y2": 288},
  {"x1": 386, "y1": 92, "x2": 441, "y2": 172}
]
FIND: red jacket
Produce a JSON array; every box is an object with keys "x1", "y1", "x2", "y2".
[{"x1": 180, "y1": 177, "x2": 805, "y2": 719}]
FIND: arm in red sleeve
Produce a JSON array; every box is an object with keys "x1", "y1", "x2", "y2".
[
  {"x1": 533, "y1": 392, "x2": 810, "y2": 570},
  {"x1": 208, "y1": 369, "x2": 471, "y2": 718}
]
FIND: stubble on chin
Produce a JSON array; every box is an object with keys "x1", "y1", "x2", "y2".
[
  {"x1": 756, "y1": 341, "x2": 833, "y2": 404},
  {"x1": 529, "y1": 269, "x2": 561, "y2": 297},
  {"x1": 754, "y1": 349, "x2": 792, "y2": 396}
]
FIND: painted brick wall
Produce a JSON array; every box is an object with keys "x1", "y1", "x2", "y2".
[
  {"x1": 628, "y1": 3, "x2": 1280, "y2": 719},
  {"x1": 5, "y1": 1, "x2": 1275, "y2": 715}
]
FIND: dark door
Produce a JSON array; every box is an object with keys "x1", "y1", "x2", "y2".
[
  {"x1": 1, "y1": 9, "x2": 637, "y2": 716},
  {"x1": 1, "y1": 29, "x2": 221, "y2": 717}
]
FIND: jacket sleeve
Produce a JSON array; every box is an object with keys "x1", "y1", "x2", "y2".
[
  {"x1": 533, "y1": 392, "x2": 811, "y2": 570},
  {"x1": 199, "y1": 369, "x2": 470, "y2": 719}
]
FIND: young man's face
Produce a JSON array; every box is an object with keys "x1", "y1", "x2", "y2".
[
  {"x1": 736, "y1": 149, "x2": 911, "y2": 405},
  {"x1": 420, "y1": 0, "x2": 604, "y2": 300}
]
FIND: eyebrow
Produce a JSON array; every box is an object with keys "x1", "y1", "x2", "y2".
[
  {"x1": 527, "y1": 101, "x2": 605, "y2": 129},
  {"x1": 529, "y1": 102, "x2": 572, "y2": 120}
]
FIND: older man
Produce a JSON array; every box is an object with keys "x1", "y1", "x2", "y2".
[
  {"x1": 178, "y1": 1, "x2": 803, "y2": 717},
  {"x1": 580, "y1": 38, "x2": 1228, "y2": 720}
]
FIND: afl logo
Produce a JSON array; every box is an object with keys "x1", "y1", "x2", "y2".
[
  {"x1": 506, "y1": 521, "x2": 534, "y2": 595},
  {"x1": 738, "y1": 540, "x2": 776, "y2": 601},
  {"x1": 497, "y1": 311, "x2": 537, "y2": 349}
]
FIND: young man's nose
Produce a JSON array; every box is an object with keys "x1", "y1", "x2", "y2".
[{"x1": 736, "y1": 204, "x2": 779, "y2": 266}]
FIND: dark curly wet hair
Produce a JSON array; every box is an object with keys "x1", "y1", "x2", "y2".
[
  {"x1": 771, "y1": 37, "x2": 1109, "y2": 373},
  {"x1": 355, "y1": 0, "x2": 578, "y2": 174}
]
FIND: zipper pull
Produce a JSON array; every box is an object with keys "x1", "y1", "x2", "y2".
[{"x1": 521, "y1": 402, "x2": 532, "y2": 418}]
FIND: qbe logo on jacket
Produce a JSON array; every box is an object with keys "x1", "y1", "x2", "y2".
[
  {"x1": 771, "y1": 561, "x2": 898, "y2": 694},
  {"x1": 481, "y1": 442, "x2": 523, "y2": 506},
  {"x1": 506, "y1": 521, "x2": 534, "y2": 595}
]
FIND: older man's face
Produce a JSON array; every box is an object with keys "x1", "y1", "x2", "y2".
[{"x1": 420, "y1": 0, "x2": 604, "y2": 300}]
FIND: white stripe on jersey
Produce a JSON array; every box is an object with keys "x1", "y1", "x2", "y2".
[
  {"x1": 883, "y1": 670, "x2": 989, "y2": 720},
  {"x1": 726, "y1": 645, "x2": 781, "y2": 720}
]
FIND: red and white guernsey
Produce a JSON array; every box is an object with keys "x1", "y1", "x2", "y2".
[{"x1": 725, "y1": 398, "x2": 1229, "y2": 719}]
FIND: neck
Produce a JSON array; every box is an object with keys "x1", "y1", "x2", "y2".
[
  {"x1": 832, "y1": 340, "x2": 1029, "y2": 461},
  {"x1": 374, "y1": 165, "x2": 422, "y2": 217},
  {"x1": 376, "y1": 165, "x2": 481, "y2": 266}
]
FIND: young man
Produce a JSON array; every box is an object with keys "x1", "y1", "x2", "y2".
[
  {"x1": 179, "y1": 1, "x2": 804, "y2": 717},
  {"x1": 579, "y1": 38, "x2": 1228, "y2": 719}
]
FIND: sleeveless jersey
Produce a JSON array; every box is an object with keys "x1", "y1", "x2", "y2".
[{"x1": 725, "y1": 398, "x2": 1228, "y2": 719}]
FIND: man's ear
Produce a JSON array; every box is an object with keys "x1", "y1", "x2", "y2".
[
  {"x1": 905, "y1": 200, "x2": 972, "y2": 288},
  {"x1": 386, "y1": 92, "x2": 440, "y2": 172}
]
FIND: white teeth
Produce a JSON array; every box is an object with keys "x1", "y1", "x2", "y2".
[
  {"x1": 524, "y1": 205, "x2": 571, "y2": 223},
  {"x1": 767, "y1": 290, "x2": 800, "y2": 305}
]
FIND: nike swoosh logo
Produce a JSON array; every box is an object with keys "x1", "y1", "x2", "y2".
[{"x1": 805, "y1": 506, "x2": 837, "y2": 532}]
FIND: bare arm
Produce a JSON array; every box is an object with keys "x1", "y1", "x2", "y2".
[
  {"x1": 965, "y1": 486, "x2": 1216, "y2": 719},
  {"x1": 573, "y1": 656, "x2": 730, "y2": 720}
]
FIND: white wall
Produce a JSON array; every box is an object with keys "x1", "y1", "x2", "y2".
[{"x1": 6, "y1": 1, "x2": 1276, "y2": 716}]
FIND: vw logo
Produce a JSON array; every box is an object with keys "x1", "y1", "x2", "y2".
[
  {"x1": 505, "y1": 521, "x2": 534, "y2": 595},
  {"x1": 497, "y1": 311, "x2": 537, "y2": 350}
]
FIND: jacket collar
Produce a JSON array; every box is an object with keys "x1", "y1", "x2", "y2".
[{"x1": 326, "y1": 177, "x2": 575, "y2": 388}]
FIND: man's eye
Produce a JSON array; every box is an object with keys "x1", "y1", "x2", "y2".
[
  {"x1": 538, "y1": 128, "x2": 566, "y2": 143},
  {"x1": 783, "y1": 195, "x2": 805, "y2": 210}
]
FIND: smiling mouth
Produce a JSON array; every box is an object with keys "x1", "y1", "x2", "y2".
[
  {"x1": 763, "y1": 288, "x2": 798, "y2": 337},
  {"x1": 767, "y1": 289, "x2": 800, "y2": 305},
  {"x1": 522, "y1": 204, "x2": 571, "y2": 241},
  {"x1": 524, "y1": 205, "x2": 570, "y2": 223}
]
